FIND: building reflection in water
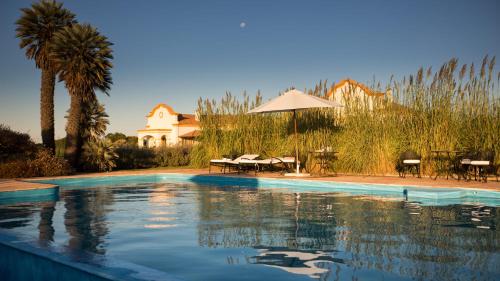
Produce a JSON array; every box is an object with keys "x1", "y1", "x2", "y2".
[
  {"x1": 146, "y1": 184, "x2": 180, "y2": 229},
  {"x1": 196, "y1": 186, "x2": 500, "y2": 280}
]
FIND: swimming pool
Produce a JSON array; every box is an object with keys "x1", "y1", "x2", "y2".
[{"x1": 0, "y1": 174, "x2": 499, "y2": 280}]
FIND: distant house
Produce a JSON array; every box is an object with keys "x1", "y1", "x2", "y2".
[
  {"x1": 327, "y1": 79, "x2": 391, "y2": 111},
  {"x1": 137, "y1": 103, "x2": 200, "y2": 148}
]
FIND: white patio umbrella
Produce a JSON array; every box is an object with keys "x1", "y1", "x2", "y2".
[{"x1": 247, "y1": 89, "x2": 342, "y2": 175}]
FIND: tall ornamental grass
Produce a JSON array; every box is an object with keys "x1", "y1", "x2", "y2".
[{"x1": 191, "y1": 57, "x2": 500, "y2": 175}]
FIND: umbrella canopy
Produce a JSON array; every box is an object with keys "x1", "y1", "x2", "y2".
[
  {"x1": 247, "y1": 89, "x2": 342, "y2": 175},
  {"x1": 247, "y1": 89, "x2": 341, "y2": 114}
]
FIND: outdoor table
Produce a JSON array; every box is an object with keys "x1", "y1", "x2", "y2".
[
  {"x1": 430, "y1": 150, "x2": 463, "y2": 180},
  {"x1": 308, "y1": 150, "x2": 338, "y2": 175}
]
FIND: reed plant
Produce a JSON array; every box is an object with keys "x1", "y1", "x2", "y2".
[{"x1": 192, "y1": 57, "x2": 500, "y2": 176}]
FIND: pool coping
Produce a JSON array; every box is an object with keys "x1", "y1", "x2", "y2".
[
  {"x1": 0, "y1": 179, "x2": 57, "y2": 193},
  {"x1": 25, "y1": 172, "x2": 500, "y2": 207},
  {"x1": 20, "y1": 169, "x2": 500, "y2": 192}
]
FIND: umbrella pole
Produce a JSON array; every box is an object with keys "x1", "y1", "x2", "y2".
[{"x1": 293, "y1": 109, "x2": 299, "y2": 174}]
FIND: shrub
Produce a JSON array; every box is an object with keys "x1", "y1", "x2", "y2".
[
  {"x1": 155, "y1": 146, "x2": 192, "y2": 167},
  {"x1": 0, "y1": 148, "x2": 72, "y2": 178},
  {"x1": 28, "y1": 148, "x2": 72, "y2": 177},
  {"x1": 0, "y1": 124, "x2": 37, "y2": 162},
  {"x1": 81, "y1": 139, "x2": 118, "y2": 172},
  {"x1": 115, "y1": 146, "x2": 155, "y2": 169},
  {"x1": 0, "y1": 160, "x2": 31, "y2": 178}
]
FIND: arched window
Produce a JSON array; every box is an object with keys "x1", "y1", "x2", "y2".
[
  {"x1": 142, "y1": 135, "x2": 153, "y2": 148},
  {"x1": 161, "y1": 135, "x2": 167, "y2": 146}
]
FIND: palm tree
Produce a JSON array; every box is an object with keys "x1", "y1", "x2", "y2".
[
  {"x1": 69, "y1": 99, "x2": 109, "y2": 143},
  {"x1": 81, "y1": 99, "x2": 109, "y2": 142},
  {"x1": 82, "y1": 139, "x2": 118, "y2": 172},
  {"x1": 16, "y1": 0, "x2": 76, "y2": 153},
  {"x1": 50, "y1": 23, "x2": 113, "y2": 168}
]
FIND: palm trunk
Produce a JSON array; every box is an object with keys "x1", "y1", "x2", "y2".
[
  {"x1": 40, "y1": 67, "x2": 56, "y2": 152},
  {"x1": 65, "y1": 93, "x2": 83, "y2": 168}
]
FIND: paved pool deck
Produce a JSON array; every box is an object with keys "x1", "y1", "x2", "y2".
[
  {"x1": 0, "y1": 179, "x2": 57, "y2": 192},
  {"x1": 3, "y1": 168, "x2": 498, "y2": 192}
]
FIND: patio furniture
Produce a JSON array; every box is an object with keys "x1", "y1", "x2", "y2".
[
  {"x1": 247, "y1": 89, "x2": 342, "y2": 176},
  {"x1": 308, "y1": 148, "x2": 338, "y2": 175},
  {"x1": 397, "y1": 150, "x2": 421, "y2": 178},
  {"x1": 470, "y1": 150, "x2": 498, "y2": 182},
  {"x1": 209, "y1": 154, "x2": 259, "y2": 174},
  {"x1": 238, "y1": 156, "x2": 298, "y2": 175},
  {"x1": 455, "y1": 151, "x2": 476, "y2": 181}
]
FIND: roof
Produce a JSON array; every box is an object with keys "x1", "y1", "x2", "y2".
[
  {"x1": 146, "y1": 103, "x2": 178, "y2": 117},
  {"x1": 177, "y1": 114, "x2": 199, "y2": 126},
  {"x1": 327, "y1": 79, "x2": 386, "y2": 98},
  {"x1": 179, "y1": 130, "x2": 201, "y2": 139}
]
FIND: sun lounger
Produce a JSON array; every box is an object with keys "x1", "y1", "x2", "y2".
[
  {"x1": 209, "y1": 154, "x2": 259, "y2": 174},
  {"x1": 238, "y1": 156, "x2": 298, "y2": 174}
]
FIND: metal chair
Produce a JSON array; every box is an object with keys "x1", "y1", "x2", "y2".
[
  {"x1": 397, "y1": 150, "x2": 421, "y2": 178},
  {"x1": 470, "y1": 150, "x2": 498, "y2": 182}
]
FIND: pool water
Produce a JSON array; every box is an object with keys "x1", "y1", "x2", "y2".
[{"x1": 1, "y1": 176, "x2": 499, "y2": 280}]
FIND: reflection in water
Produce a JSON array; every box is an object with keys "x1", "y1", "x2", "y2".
[
  {"x1": 252, "y1": 247, "x2": 342, "y2": 279},
  {"x1": 0, "y1": 182, "x2": 499, "y2": 281},
  {"x1": 0, "y1": 203, "x2": 37, "y2": 229},
  {"x1": 196, "y1": 187, "x2": 500, "y2": 280},
  {"x1": 38, "y1": 202, "x2": 55, "y2": 246},
  {"x1": 63, "y1": 188, "x2": 113, "y2": 256}
]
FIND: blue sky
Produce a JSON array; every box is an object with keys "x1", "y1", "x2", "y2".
[{"x1": 0, "y1": 0, "x2": 499, "y2": 141}]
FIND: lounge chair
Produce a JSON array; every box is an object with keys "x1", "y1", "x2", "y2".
[
  {"x1": 209, "y1": 154, "x2": 259, "y2": 174},
  {"x1": 397, "y1": 150, "x2": 421, "y2": 178},
  {"x1": 239, "y1": 156, "x2": 298, "y2": 174}
]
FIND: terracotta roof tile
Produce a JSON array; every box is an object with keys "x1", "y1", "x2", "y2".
[
  {"x1": 179, "y1": 130, "x2": 201, "y2": 139},
  {"x1": 327, "y1": 79, "x2": 386, "y2": 98},
  {"x1": 178, "y1": 114, "x2": 199, "y2": 126}
]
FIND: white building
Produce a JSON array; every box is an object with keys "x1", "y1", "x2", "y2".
[
  {"x1": 327, "y1": 79, "x2": 391, "y2": 111},
  {"x1": 137, "y1": 103, "x2": 200, "y2": 148}
]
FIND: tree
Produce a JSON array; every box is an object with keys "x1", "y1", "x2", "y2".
[
  {"x1": 106, "y1": 132, "x2": 127, "y2": 143},
  {"x1": 82, "y1": 139, "x2": 118, "y2": 172},
  {"x1": 80, "y1": 99, "x2": 109, "y2": 143},
  {"x1": 16, "y1": 0, "x2": 76, "y2": 152},
  {"x1": 50, "y1": 23, "x2": 113, "y2": 168}
]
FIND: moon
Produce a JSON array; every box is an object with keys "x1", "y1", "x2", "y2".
[{"x1": 240, "y1": 21, "x2": 246, "y2": 28}]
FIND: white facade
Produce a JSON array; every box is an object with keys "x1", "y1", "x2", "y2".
[
  {"x1": 327, "y1": 79, "x2": 391, "y2": 111},
  {"x1": 137, "y1": 103, "x2": 200, "y2": 148}
]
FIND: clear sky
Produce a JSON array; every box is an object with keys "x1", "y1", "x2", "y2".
[{"x1": 1, "y1": 0, "x2": 499, "y2": 141}]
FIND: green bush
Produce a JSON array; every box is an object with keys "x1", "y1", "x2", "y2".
[
  {"x1": 0, "y1": 125, "x2": 72, "y2": 178},
  {"x1": 114, "y1": 145, "x2": 192, "y2": 170},
  {"x1": 155, "y1": 146, "x2": 192, "y2": 167},
  {"x1": 0, "y1": 148, "x2": 72, "y2": 178},
  {"x1": 28, "y1": 148, "x2": 73, "y2": 177},
  {"x1": 0, "y1": 124, "x2": 37, "y2": 162},
  {"x1": 81, "y1": 139, "x2": 118, "y2": 172},
  {"x1": 115, "y1": 146, "x2": 156, "y2": 169}
]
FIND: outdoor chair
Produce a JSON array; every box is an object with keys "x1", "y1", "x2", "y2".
[
  {"x1": 397, "y1": 150, "x2": 421, "y2": 178},
  {"x1": 470, "y1": 150, "x2": 498, "y2": 182},
  {"x1": 238, "y1": 156, "x2": 298, "y2": 175},
  {"x1": 209, "y1": 154, "x2": 259, "y2": 174},
  {"x1": 310, "y1": 148, "x2": 337, "y2": 175},
  {"x1": 456, "y1": 151, "x2": 477, "y2": 181}
]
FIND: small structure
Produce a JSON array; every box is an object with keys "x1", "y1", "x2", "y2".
[
  {"x1": 327, "y1": 79, "x2": 391, "y2": 111},
  {"x1": 137, "y1": 103, "x2": 200, "y2": 148}
]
